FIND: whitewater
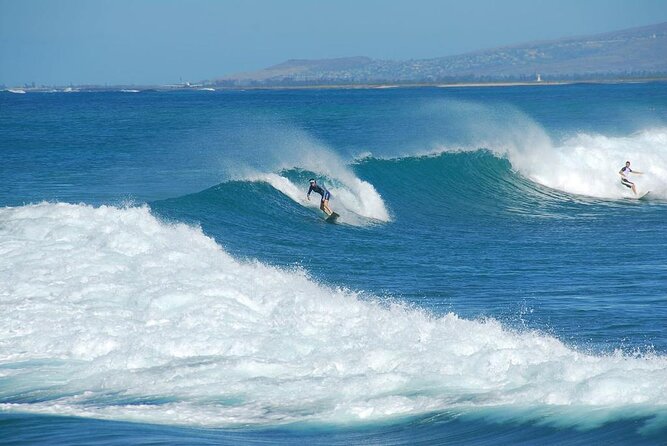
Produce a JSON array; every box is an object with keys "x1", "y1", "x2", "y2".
[
  {"x1": 1, "y1": 203, "x2": 666, "y2": 429},
  {"x1": 384, "y1": 99, "x2": 667, "y2": 200}
]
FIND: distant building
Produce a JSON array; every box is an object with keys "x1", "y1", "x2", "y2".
[{"x1": 536, "y1": 73, "x2": 542, "y2": 82}]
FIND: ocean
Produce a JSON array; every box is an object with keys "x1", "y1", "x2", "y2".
[{"x1": 1, "y1": 83, "x2": 666, "y2": 445}]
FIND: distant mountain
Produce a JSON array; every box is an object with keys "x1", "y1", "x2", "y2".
[{"x1": 216, "y1": 22, "x2": 667, "y2": 86}]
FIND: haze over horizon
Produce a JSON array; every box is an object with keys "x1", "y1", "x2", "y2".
[{"x1": 1, "y1": 0, "x2": 667, "y2": 86}]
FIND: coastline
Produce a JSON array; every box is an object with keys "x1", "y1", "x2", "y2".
[
  {"x1": 212, "y1": 77, "x2": 667, "y2": 91},
  {"x1": 4, "y1": 77, "x2": 667, "y2": 94}
]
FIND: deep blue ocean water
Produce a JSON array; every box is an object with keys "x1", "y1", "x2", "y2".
[{"x1": 1, "y1": 83, "x2": 666, "y2": 444}]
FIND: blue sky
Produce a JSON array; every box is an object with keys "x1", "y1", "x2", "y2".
[{"x1": 1, "y1": 0, "x2": 666, "y2": 86}]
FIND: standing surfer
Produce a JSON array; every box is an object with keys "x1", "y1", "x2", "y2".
[
  {"x1": 619, "y1": 161, "x2": 642, "y2": 195},
  {"x1": 307, "y1": 178, "x2": 334, "y2": 216}
]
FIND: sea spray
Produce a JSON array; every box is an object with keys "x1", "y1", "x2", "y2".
[
  {"x1": 406, "y1": 100, "x2": 667, "y2": 199},
  {"x1": 215, "y1": 120, "x2": 391, "y2": 222},
  {"x1": 246, "y1": 172, "x2": 390, "y2": 224}
]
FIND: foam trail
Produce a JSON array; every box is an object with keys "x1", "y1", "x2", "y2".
[{"x1": 1, "y1": 203, "x2": 666, "y2": 429}]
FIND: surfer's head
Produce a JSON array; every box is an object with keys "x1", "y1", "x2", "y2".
[
  {"x1": 626, "y1": 161, "x2": 631, "y2": 166},
  {"x1": 309, "y1": 179, "x2": 316, "y2": 185}
]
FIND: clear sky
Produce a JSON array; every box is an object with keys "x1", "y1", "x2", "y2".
[{"x1": 1, "y1": 0, "x2": 666, "y2": 86}]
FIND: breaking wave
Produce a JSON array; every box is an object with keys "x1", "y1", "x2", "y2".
[{"x1": 1, "y1": 203, "x2": 666, "y2": 429}]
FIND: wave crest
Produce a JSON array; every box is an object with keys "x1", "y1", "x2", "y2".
[{"x1": 247, "y1": 172, "x2": 390, "y2": 224}]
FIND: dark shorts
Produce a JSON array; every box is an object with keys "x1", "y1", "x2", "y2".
[
  {"x1": 621, "y1": 178, "x2": 634, "y2": 188},
  {"x1": 322, "y1": 191, "x2": 331, "y2": 201}
]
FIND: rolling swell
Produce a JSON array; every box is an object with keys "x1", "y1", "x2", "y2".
[
  {"x1": 155, "y1": 150, "x2": 625, "y2": 236},
  {"x1": 150, "y1": 149, "x2": 661, "y2": 271},
  {"x1": 151, "y1": 180, "x2": 322, "y2": 263},
  {"x1": 354, "y1": 151, "x2": 621, "y2": 221}
]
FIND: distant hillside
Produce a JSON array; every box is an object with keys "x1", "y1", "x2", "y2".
[{"x1": 216, "y1": 22, "x2": 667, "y2": 86}]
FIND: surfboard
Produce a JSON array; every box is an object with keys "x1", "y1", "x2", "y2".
[
  {"x1": 638, "y1": 191, "x2": 650, "y2": 200},
  {"x1": 325, "y1": 212, "x2": 340, "y2": 223}
]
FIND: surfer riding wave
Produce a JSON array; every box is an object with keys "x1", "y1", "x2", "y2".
[
  {"x1": 307, "y1": 178, "x2": 335, "y2": 217},
  {"x1": 619, "y1": 160, "x2": 643, "y2": 195}
]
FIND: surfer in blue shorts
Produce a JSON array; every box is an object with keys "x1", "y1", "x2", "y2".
[
  {"x1": 307, "y1": 178, "x2": 333, "y2": 216},
  {"x1": 619, "y1": 161, "x2": 642, "y2": 195}
]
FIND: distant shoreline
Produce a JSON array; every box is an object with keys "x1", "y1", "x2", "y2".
[
  {"x1": 4, "y1": 77, "x2": 667, "y2": 93},
  {"x1": 213, "y1": 77, "x2": 667, "y2": 91}
]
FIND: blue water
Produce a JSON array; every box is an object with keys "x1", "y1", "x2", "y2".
[{"x1": 1, "y1": 84, "x2": 666, "y2": 444}]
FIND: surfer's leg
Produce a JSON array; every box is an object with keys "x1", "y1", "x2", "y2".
[
  {"x1": 622, "y1": 179, "x2": 636, "y2": 194},
  {"x1": 321, "y1": 199, "x2": 332, "y2": 215},
  {"x1": 322, "y1": 191, "x2": 333, "y2": 215}
]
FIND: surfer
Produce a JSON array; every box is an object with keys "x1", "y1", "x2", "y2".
[
  {"x1": 619, "y1": 161, "x2": 642, "y2": 195},
  {"x1": 307, "y1": 178, "x2": 333, "y2": 216}
]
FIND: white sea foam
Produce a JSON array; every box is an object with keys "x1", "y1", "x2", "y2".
[
  {"x1": 501, "y1": 128, "x2": 667, "y2": 199},
  {"x1": 1, "y1": 203, "x2": 666, "y2": 428},
  {"x1": 420, "y1": 100, "x2": 667, "y2": 199}
]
